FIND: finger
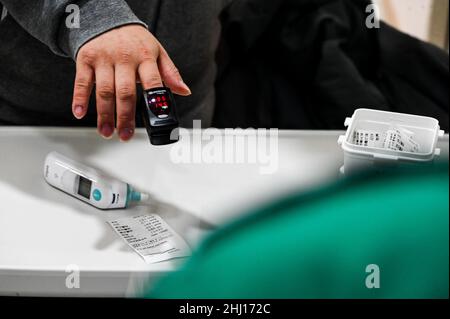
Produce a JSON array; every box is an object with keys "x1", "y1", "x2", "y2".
[
  {"x1": 115, "y1": 65, "x2": 137, "y2": 142},
  {"x1": 138, "y1": 59, "x2": 163, "y2": 90},
  {"x1": 158, "y1": 45, "x2": 191, "y2": 96},
  {"x1": 95, "y1": 64, "x2": 116, "y2": 139},
  {"x1": 72, "y1": 63, "x2": 94, "y2": 119}
]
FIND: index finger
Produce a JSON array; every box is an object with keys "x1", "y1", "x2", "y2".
[{"x1": 138, "y1": 60, "x2": 163, "y2": 90}]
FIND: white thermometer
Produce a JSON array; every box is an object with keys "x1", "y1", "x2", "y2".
[{"x1": 44, "y1": 152, "x2": 149, "y2": 210}]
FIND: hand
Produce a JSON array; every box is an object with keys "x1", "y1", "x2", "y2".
[{"x1": 71, "y1": 25, "x2": 191, "y2": 141}]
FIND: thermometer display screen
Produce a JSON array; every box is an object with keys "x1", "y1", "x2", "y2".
[{"x1": 78, "y1": 176, "x2": 92, "y2": 199}]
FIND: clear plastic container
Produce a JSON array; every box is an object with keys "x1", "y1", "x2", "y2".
[{"x1": 338, "y1": 109, "x2": 445, "y2": 175}]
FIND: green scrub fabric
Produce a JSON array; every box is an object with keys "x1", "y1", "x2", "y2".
[{"x1": 146, "y1": 164, "x2": 449, "y2": 299}]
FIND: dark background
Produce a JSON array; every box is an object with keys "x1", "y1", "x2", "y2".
[{"x1": 213, "y1": 0, "x2": 449, "y2": 130}]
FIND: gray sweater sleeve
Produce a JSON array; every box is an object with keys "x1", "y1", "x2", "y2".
[{"x1": 0, "y1": 0, "x2": 147, "y2": 59}]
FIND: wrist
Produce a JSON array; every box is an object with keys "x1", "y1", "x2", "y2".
[{"x1": 58, "y1": 0, "x2": 148, "y2": 60}]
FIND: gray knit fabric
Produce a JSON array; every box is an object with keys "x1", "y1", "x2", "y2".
[{"x1": 0, "y1": 0, "x2": 232, "y2": 127}]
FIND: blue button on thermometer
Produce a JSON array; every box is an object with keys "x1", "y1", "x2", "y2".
[
  {"x1": 44, "y1": 152, "x2": 149, "y2": 210},
  {"x1": 93, "y1": 189, "x2": 102, "y2": 201}
]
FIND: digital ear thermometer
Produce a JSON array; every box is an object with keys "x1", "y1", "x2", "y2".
[{"x1": 44, "y1": 152, "x2": 149, "y2": 210}]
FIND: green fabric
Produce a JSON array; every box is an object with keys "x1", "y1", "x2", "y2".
[{"x1": 146, "y1": 164, "x2": 449, "y2": 299}]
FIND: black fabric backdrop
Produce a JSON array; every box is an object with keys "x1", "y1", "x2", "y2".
[{"x1": 213, "y1": 0, "x2": 449, "y2": 130}]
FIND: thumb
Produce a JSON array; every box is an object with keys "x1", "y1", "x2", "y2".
[{"x1": 158, "y1": 45, "x2": 191, "y2": 96}]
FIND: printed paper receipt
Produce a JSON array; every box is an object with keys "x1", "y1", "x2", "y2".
[{"x1": 109, "y1": 214, "x2": 191, "y2": 264}]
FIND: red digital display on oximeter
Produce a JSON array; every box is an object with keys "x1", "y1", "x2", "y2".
[{"x1": 146, "y1": 89, "x2": 172, "y2": 119}]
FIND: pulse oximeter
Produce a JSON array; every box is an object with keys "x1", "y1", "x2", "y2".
[{"x1": 142, "y1": 87, "x2": 179, "y2": 145}]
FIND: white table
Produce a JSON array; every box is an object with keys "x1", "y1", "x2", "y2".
[{"x1": 0, "y1": 127, "x2": 447, "y2": 297}]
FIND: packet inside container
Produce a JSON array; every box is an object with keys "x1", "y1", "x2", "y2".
[{"x1": 352, "y1": 125, "x2": 420, "y2": 153}]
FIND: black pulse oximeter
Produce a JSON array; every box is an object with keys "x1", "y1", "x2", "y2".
[{"x1": 142, "y1": 87, "x2": 179, "y2": 145}]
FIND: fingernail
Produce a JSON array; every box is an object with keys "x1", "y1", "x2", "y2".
[
  {"x1": 179, "y1": 80, "x2": 192, "y2": 95},
  {"x1": 74, "y1": 106, "x2": 84, "y2": 119},
  {"x1": 100, "y1": 124, "x2": 114, "y2": 139},
  {"x1": 119, "y1": 128, "x2": 134, "y2": 141}
]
